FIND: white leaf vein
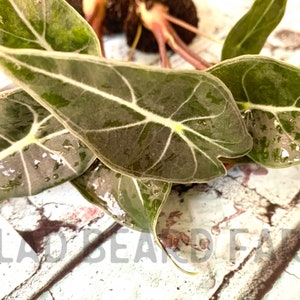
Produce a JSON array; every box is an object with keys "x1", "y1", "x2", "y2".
[
  {"x1": 20, "y1": 150, "x2": 32, "y2": 195},
  {"x1": 8, "y1": 0, "x2": 53, "y2": 50}
]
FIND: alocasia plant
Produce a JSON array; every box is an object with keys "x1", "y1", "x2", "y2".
[
  {"x1": 0, "y1": 0, "x2": 296, "y2": 272},
  {"x1": 0, "y1": 47, "x2": 252, "y2": 182},
  {"x1": 0, "y1": 0, "x2": 102, "y2": 200}
]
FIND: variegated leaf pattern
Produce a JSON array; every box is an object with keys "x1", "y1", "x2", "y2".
[
  {"x1": 0, "y1": 0, "x2": 100, "y2": 54},
  {"x1": 0, "y1": 48, "x2": 252, "y2": 183},
  {"x1": 0, "y1": 0, "x2": 100, "y2": 199},
  {"x1": 210, "y1": 55, "x2": 300, "y2": 167},
  {"x1": 73, "y1": 160, "x2": 171, "y2": 232},
  {"x1": 0, "y1": 89, "x2": 94, "y2": 200}
]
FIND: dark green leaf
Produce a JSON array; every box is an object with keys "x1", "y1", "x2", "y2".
[
  {"x1": 221, "y1": 0, "x2": 287, "y2": 60},
  {"x1": 72, "y1": 160, "x2": 171, "y2": 232},
  {"x1": 210, "y1": 55, "x2": 300, "y2": 167},
  {"x1": 0, "y1": 0, "x2": 102, "y2": 199},
  {"x1": 0, "y1": 89, "x2": 95, "y2": 200},
  {"x1": 0, "y1": 0, "x2": 100, "y2": 54},
  {"x1": 0, "y1": 48, "x2": 253, "y2": 183}
]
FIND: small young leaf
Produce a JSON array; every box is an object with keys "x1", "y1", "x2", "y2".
[
  {"x1": 0, "y1": 89, "x2": 95, "y2": 200},
  {"x1": 210, "y1": 55, "x2": 300, "y2": 167},
  {"x1": 0, "y1": 48, "x2": 253, "y2": 183},
  {"x1": 221, "y1": 0, "x2": 287, "y2": 60},
  {"x1": 72, "y1": 160, "x2": 171, "y2": 232},
  {"x1": 0, "y1": 0, "x2": 100, "y2": 54}
]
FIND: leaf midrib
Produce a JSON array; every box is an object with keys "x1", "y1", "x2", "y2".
[
  {"x1": 236, "y1": 0, "x2": 284, "y2": 49},
  {"x1": 238, "y1": 101, "x2": 300, "y2": 113},
  {"x1": 0, "y1": 48, "x2": 235, "y2": 155}
]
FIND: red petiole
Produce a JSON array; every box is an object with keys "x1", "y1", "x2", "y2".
[
  {"x1": 82, "y1": 0, "x2": 213, "y2": 69},
  {"x1": 136, "y1": 1, "x2": 211, "y2": 69},
  {"x1": 82, "y1": 0, "x2": 107, "y2": 56}
]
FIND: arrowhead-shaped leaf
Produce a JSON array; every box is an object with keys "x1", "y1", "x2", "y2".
[
  {"x1": 0, "y1": 48, "x2": 252, "y2": 183},
  {"x1": 210, "y1": 55, "x2": 300, "y2": 167},
  {"x1": 0, "y1": 89, "x2": 95, "y2": 200},
  {"x1": 222, "y1": 0, "x2": 287, "y2": 60},
  {"x1": 72, "y1": 160, "x2": 171, "y2": 232}
]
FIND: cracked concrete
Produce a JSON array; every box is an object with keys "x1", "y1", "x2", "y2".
[{"x1": 0, "y1": 183, "x2": 115, "y2": 300}]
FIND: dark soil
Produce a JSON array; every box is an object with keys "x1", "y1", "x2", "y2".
[
  {"x1": 103, "y1": 0, "x2": 130, "y2": 34},
  {"x1": 124, "y1": 0, "x2": 199, "y2": 52},
  {"x1": 66, "y1": 0, "x2": 199, "y2": 53},
  {"x1": 65, "y1": 0, "x2": 84, "y2": 16}
]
